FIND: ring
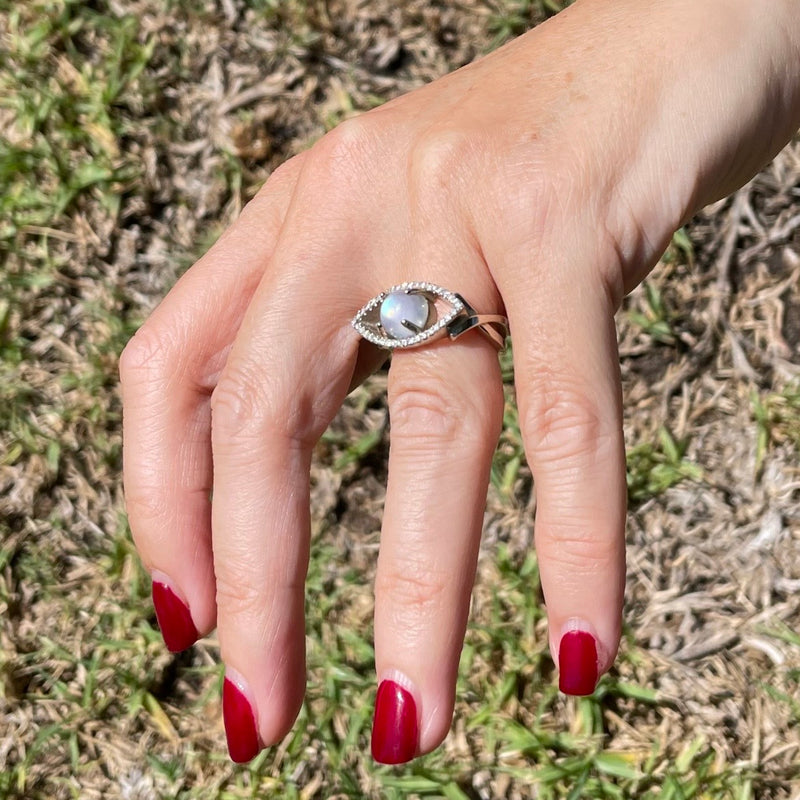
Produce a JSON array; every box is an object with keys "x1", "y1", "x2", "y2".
[{"x1": 352, "y1": 282, "x2": 509, "y2": 350}]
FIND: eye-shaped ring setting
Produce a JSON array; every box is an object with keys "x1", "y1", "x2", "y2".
[{"x1": 352, "y1": 282, "x2": 508, "y2": 350}]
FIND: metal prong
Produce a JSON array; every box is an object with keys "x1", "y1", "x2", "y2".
[{"x1": 402, "y1": 319, "x2": 422, "y2": 333}]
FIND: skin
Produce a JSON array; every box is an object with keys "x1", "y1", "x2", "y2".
[{"x1": 120, "y1": 0, "x2": 800, "y2": 758}]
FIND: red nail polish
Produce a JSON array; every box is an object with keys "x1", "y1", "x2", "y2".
[
  {"x1": 371, "y1": 680, "x2": 418, "y2": 764},
  {"x1": 152, "y1": 580, "x2": 199, "y2": 653},
  {"x1": 559, "y1": 630, "x2": 598, "y2": 695},
  {"x1": 223, "y1": 677, "x2": 261, "y2": 763}
]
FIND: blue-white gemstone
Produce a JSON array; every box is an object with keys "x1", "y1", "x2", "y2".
[{"x1": 379, "y1": 291, "x2": 431, "y2": 340}]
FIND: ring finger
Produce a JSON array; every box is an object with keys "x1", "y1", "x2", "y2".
[{"x1": 370, "y1": 267, "x2": 505, "y2": 763}]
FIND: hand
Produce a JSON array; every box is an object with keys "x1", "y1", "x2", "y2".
[{"x1": 120, "y1": 0, "x2": 800, "y2": 764}]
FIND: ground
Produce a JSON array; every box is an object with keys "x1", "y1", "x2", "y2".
[{"x1": 2, "y1": 1, "x2": 800, "y2": 798}]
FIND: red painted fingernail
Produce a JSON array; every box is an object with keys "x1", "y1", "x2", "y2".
[
  {"x1": 559, "y1": 630, "x2": 598, "y2": 695},
  {"x1": 371, "y1": 679, "x2": 418, "y2": 764},
  {"x1": 152, "y1": 579, "x2": 199, "y2": 653},
  {"x1": 223, "y1": 676, "x2": 261, "y2": 763}
]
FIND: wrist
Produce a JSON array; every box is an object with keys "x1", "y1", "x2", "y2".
[{"x1": 522, "y1": 0, "x2": 800, "y2": 279}]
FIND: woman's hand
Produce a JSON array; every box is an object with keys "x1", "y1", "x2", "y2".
[{"x1": 120, "y1": 0, "x2": 800, "y2": 764}]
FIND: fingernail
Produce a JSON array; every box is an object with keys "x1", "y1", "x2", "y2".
[
  {"x1": 558, "y1": 629, "x2": 599, "y2": 696},
  {"x1": 371, "y1": 678, "x2": 419, "y2": 764},
  {"x1": 223, "y1": 671, "x2": 261, "y2": 763},
  {"x1": 151, "y1": 574, "x2": 199, "y2": 653}
]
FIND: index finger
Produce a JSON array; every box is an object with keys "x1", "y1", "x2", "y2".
[{"x1": 120, "y1": 155, "x2": 305, "y2": 650}]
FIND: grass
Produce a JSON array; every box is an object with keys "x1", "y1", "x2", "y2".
[
  {"x1": 0, "y1": 1, "x2": 151, "y2": 241},
  {"x1": 626, "y1": 427, "x2": 703, "y2": 504},
  {"x1": 752, "y1": 382, "x2": 800, "y2": 473},
  {"x1": 487, "y1": 0, "x2": 573, "y2": 48},
  {"x1": 2, "y1": 1, "x2": 800, "y2": 798},
  {"x1": 492, "y1": 347, "x2": 705, "y2": 506},
  {"x1": 626, "y1": 283, "x2": 676, "y2": 347}
]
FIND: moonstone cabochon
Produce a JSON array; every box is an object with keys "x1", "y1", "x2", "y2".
[
  {"x1": 378, "y1": 290, "x2": 431, "y2": 340},
  {"x1": 352, "y1": 282, "x2": 466, "y2": 350}
]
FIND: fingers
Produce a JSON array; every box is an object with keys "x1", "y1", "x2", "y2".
[
  {"x1": 500, "y1": 239, "x2": 627, "y2": 696},
  {"x1": 207, "y1": 112, "x2": 507, "y2": 760},
  {"x1": 120, "y1": 154, "x2": 304, "y2": 650},
  {"x1": 207, "y1": 127, "x2": 396, "y2": 757},
  {"x1": 370, "y1": 271, "x2": 504, "y2": 762},
  {"x1": 372, "y1": 341, "x2": 503, "y2": 763},
  {"x1": 209, "y1": 279, "x2": 361, "y2": 758}
]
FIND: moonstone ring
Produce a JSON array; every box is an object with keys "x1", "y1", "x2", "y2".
[{"x1": 352, "y1": 282, "x2": 509, "y2": 351}]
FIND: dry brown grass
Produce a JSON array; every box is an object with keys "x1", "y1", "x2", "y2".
[{"x1": 2, "y1": 1, "x2": 800, "y2": 798}]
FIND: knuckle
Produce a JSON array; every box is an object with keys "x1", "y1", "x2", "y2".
[
  {"x1": 235, "y1": 156, "x2": 303, "y2": 227},
  {"x1": 119, "y1": 325, "x2": 170, "y2": 387},
  {"x1": 410, "y1": 127, "x2": 479, "y2": 192},
  {"x1": 537, "y1": 521, "x2": 622, "y2": 575},
  {"x1": 309, "y1": 115, "x2": 379, "y2": 182},
  {"x1": 212, "y1": 362, "x2": 319, "y2": 449},
  {"x1": 390, "y1": 383, "x2": 460, "y2": 444},
  {"x1": 265, "y1": 150, "x2": 305, "y2": 187},
  {"x1": 124, "y1": 484, "x2": 170, "y2": 533},
  {"x1": 211, "y1": 362, "x2": 270, "y2": 442},
  {"x1": 248, "y1": 151, "x2": 306, "y2": 208},
  {"x1": 215, "y1": 571, "x2": 267, "y2": 620},
  {"x1": 521, "y1": 369, "x2": 611, "y2": 464},
  {"x1": 375, "y1": 562, "x2": 450, "y2": 616},
  {"x1": 489, "y1": 154, "x2": 558, "y2": 241},
  {"x1": 389, "y1": 372, "x2": 501, "y2": 449}
]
